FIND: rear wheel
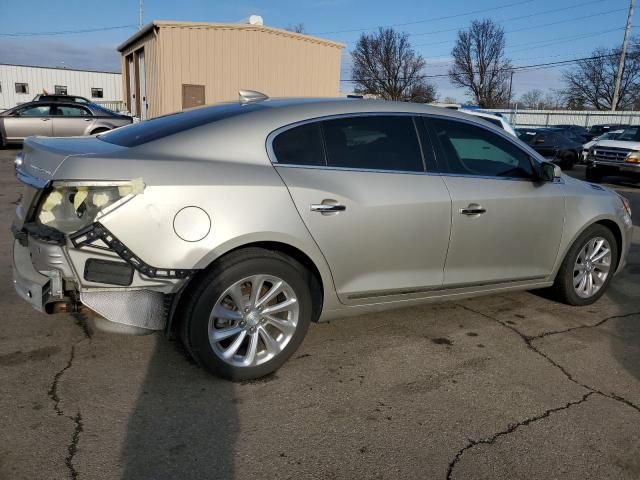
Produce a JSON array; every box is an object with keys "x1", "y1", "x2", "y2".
[
  {"x1": 552, "y1": 224, "x2": 617, "y2": 306},
  {"x1": 180, "y1": 248, "x2": 313, "y2": 381}
]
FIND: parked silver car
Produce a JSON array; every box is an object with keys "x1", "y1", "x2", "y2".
[
  {"x1": 0, "y1": 101, "x2": 132, "y2": 147},
  {"x1": 12, "y1": 95, "x2": 633, "y2": 380}
]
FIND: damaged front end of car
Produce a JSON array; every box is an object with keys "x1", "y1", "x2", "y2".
[{"x1": 12, "y1": 146, "x2": 189, "y2": 335}]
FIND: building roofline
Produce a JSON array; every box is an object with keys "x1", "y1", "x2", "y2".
[
  {"x1": 0, "y1": 63, "x2": 120, "y2": 75},
  {"x1": 117, "y1": 20, "x2": 346, "y2": 52}
]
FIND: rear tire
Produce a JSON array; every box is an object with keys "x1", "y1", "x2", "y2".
[
  {"x1": 180, "y1": 248, "x2": 313, "y2": 381},
  {"x1": 552, "y1": 224, "x2": 618, "y2": 306},
  {"x1": 585, "y1": 165, "x2": 603, "y2": 183}
]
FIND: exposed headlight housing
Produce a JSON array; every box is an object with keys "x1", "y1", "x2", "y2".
[
  {"x1": 36, "y1": 179, "x2": 145, "y2": 234},
  {"x1": 626, "y1": 151, "x2": 640, "y2": 164}
]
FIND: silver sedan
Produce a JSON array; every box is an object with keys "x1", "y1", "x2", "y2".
[
  {"x1": 11, "y1": 94, "x2": 633, "y2": 380},
  {"x1": 0, "y1": 101, "x2": 132, "y2": 146}
]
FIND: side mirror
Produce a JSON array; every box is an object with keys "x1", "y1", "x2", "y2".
[{"x1": 540, "y1": 161, "x2": 561, "y2": 182}]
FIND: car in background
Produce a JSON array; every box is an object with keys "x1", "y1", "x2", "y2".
[
  {"x1": 586, "y1": 126, "x2": 640, "y2": 182},
  {"x1": 553, "y1": 124, "x2": 593, "y2": 142},
  {"x1": 588, "y1": 124, "x2": 630, "y2": 137},
  {"x1": 459, "y1": 109, "x2": 517, "y2": 137},
  {"x1": 516, "y1": 128, "x2": 581, "y2": 169},
  {"x1": 581, "y1": 129, "x2": 624, "y2": 162},
  {"x1": 12, "y1": 95, "x2": 633, "y2": 380},
  {"x1": 0, "y1": 101, "x2": 132, "y2": 147},
  {"x1": 33, "y1": 94, "x2": 91, "y2": 105}
]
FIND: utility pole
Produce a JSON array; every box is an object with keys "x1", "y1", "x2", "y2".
[
  {"x1": 612, "y1": 0, "x2": 635, "y2": 111},
  {"x1": 139, "y1": 0, "x2": 144, "y2": 29},
  {"x1": 507, "y1": 70, "x2": 514, "y2": 108}
]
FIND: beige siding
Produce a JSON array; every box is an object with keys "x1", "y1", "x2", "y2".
[
  {"x1": 136, "y1": 24, "x2": 343, "y2": 116},
  {"x1": 119, "y1": 31, "x2": 161, "y2": 117}
]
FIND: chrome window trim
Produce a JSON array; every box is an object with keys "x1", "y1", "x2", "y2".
[{"x1": 266, "y1": 111, "x2": 553, "y2": 183}]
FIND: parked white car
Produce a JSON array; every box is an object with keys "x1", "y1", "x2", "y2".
[{"x1": 459, "y1": 109, "x2": 517, "y2": 137}]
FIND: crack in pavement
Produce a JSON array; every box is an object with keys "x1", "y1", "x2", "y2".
[
  {"x1": 446, "y1": 304, "x2": 640, "y2": 479},
  {"x1": 47, "y1": 321, "x2": 91, "y2": 479},
  {"x1": 446, "y1": 392, "x2": 594, "y2": 480}
]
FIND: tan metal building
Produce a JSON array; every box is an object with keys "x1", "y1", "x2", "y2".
[{"x1": 117, "y1": 20, "x2": 345, "y2": 119}]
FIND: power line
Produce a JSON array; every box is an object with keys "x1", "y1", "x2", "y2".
[
  {"x1": 313, "y1": 0, "x2": 534, "y2": 35},
  {"x1": 0, "y1": 25, "x2": 137, "y2": 37},
  {"x1": 340, "y1": 48, "x2": 639, "y2": 82},
  {"x1": 414, "y1": 11, "x2": 627, "y2": 48},
  {"x1": 406, "y1": 0, "x2": 607, "y2": 38}
]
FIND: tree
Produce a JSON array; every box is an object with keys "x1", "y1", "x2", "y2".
[
  {"x1": 519, "y1": 89, "x2": 544, "y2": 109},
  {"x1": 285, "y1": 23, "x2": 305, "y2": 34},
  {"x1": 562, "y1": 40, "x2": 640, "y2": 110},
  {"x1": 449, "y1": 19, "x2": 512, "y2": 108},
  {"x1": 443, "y1": 96, "x2": 458, "y2": 104},
  {"x1": 351, "y1": 28, "x2": 437, "y2": 101}
]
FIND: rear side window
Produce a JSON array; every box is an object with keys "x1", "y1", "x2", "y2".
[
  {"x1": 272, "y1": 123, "x2": 325, "y2": 166},
  {"x1": 322, "y1": 116, "x2": 423, "y2": 172},
  {"x1": 430, "y1": 118, "x2": 534, "y2": 179}
]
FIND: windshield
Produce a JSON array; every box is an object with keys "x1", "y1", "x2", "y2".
[{"x1": 616, "y1": 127, "x2": 640, "y2": 142}]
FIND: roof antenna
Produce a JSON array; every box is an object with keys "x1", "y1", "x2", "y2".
[{"x1": 239, "y1": 90, "x2": 269, "y2": 104}]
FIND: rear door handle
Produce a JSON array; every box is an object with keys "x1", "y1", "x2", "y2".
[
  {"x1": 310, "y1": 204, "x2": 346, "y2": 213},
  {"x1": 459, "y1": 205, "x2": 486, "y2": 216}
]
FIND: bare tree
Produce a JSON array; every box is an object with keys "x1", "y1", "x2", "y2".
[
  {"x1": 519, "y1": 89, "x2": 544, "y2": 109},
  {"x1": 562, "y1": 41, "x2": 640, "y2": 110},
  {"x1": 449, "y1": 19, "x2": 512, "y2": 108},
  {"x1": 285, "y1": 23, "x2": 306, "y2": 34},
  {"x1": 443, "y1": 96, "x2": 458, "y2": 104},
  {"x1": 352, "y1": 28, "x2": 437, "y2": 101}
]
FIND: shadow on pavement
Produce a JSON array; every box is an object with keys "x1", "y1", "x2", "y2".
[{"x1": 121, "y1": 338, "x2": 238, "y2": 480}]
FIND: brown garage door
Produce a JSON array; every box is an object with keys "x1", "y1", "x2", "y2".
[{"x1": 182, "y1": 84, "x2": 205, "y2": 109}]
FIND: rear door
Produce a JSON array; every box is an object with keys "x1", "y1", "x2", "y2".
[
  {"x1": 51, "y1": 104, "x2": 96, "y2": 136},
  {"x1": 3, "y1": 104, "x2": 53, "y2": 141},
  {"x1": 424, "y1": 116, "x2": 565, "y2": 286},
  {"x1": 271, "y1": 114, "x2": 452, "y2": 303}
]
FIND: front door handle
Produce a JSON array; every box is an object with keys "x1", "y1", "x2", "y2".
[
  {"x1": 310, "y1": 204, "x2": 346, "y2": 213},
  {"x1": 41, "y1": 118, "x2": 50, "y2": 122},
  {"x1": 460, "y1": 204, "x2": 486, "y2": 216}
]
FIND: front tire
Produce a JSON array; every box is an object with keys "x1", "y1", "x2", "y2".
[
  {"x1": 560, "y1": 151, "x2": 576, "y2": 170},
  {"x1": 552, "y1": 224, "x2": 617, "y2": 306},
  {"x1": 180, "y1": 248, "x2": 313, "y2": 381}
]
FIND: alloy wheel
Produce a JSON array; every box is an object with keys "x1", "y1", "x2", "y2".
[
  {"x1": 208, "y1": 275, "x2": 299, "y2": 367},
  {"x1": 573, "y1": 236, "x2": 612, "y2": 299}
]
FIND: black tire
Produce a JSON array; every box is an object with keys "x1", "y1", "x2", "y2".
[
  {"x1": 585, "y1": 165, "x2": 603, "y2": 183},
  {"x1": 179, "y1": 248, "x2": 313, "y2": 381},
  {"x1": 552, "y1": 224, "x2": 618, "y2": 306},
  {"x1": 560, "y1": 151, "x2": 576, "y2": 170}
]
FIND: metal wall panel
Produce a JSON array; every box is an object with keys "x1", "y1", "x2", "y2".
[
  {"x1": 485, "y1": 109, "x2": 640, "y2": 128},
  {"x1": 0, "y1": 64, "x2": 122, "y2": 111}
]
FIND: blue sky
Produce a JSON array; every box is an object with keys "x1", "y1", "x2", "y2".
[{"x1": 0, "y1": 0, "x2": 634, "y2": 101}]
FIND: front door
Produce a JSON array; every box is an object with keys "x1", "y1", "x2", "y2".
[
  {"x1": 424, "y1": 116, "x2": 565, "y2": 286},
  {"x1": 4, "y1": 104, "x2": 53, "y2": 141},
  {"x1": 51, "y1": 104, "x2": 95, "y2": 137},
  {"x1": 272, "y1": 115, "x2": 452, "y2": 303}
]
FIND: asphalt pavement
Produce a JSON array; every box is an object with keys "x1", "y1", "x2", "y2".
[{"x1": 1, "y1": 148, "x2": 639, "y2": 480}]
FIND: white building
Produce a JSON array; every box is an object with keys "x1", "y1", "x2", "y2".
[{"x1": 0, "y1": 64, "x2": 122, "y2": 111}]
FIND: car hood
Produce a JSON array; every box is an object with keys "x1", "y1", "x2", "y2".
[
  {"x1": 593, "y1": 139, "x2": 640, "y2": 150},
  {"x1": 20, "y1": 136, "x2": 127, "y2": 184}
]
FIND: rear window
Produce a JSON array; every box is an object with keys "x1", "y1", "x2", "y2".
[{"x1": 98, "y1": 103, "x2": 265, "y2": 147}]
